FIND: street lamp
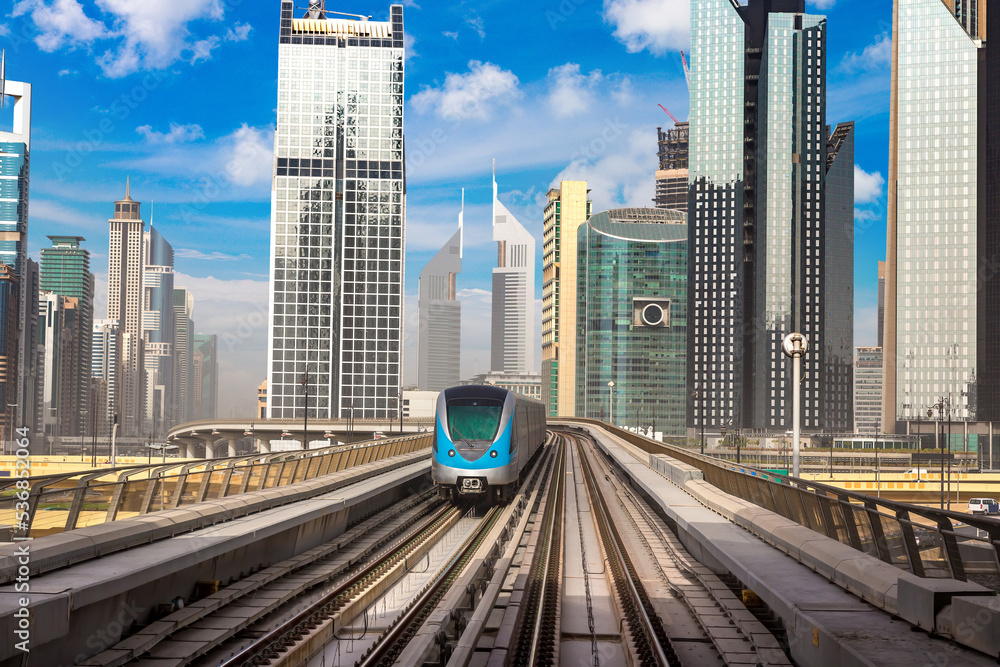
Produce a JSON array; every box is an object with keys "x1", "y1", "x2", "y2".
[
  {"x1": 607, "y1": 381, "x2": 615, "y2": 425},
  {"x1": 781, "y1": 333, "x2": 809, "y2": 478}
]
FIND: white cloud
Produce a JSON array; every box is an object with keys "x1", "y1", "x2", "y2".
[
  {"x1": 136, "y1": 122, "x2": 205, "y2": 144},
  {"x1": 12, "y1": 0, "x2": 109, "y2": 52},
  {"x1": 552, "y1": 128, "x2": 656, "y2": 211},
  {"x1": 443, "y1": 31, "x2": 459, "y2": 40},
  {"x1": 841, "y1": 32, "x2": 891, "y2": 72},
  {"x1": 28, "y1": 199, "x2": 104, "y2": 229},
  {"x1": 57, "y1": 68, "x2": 76, "y2": 76},
  {"x1": 411, "y1": 61, "x2": 520, "y2": 121},
  {"x1": 603, "y1": 0, "x2": 689, "y2": 55},
  {"x1": 225, "y1": 22, "x2": 252, "y2": 42},
  {"x1": 222, "y1": 124, "x2": 273, "y2": 188},
  {"x1": 466, "y1": 13, "x2": 485, "y2": 39},
  {"x1": 855, "y1": 165, "x2": 885, "y2": 204},
  {"x1": 403, "y1": 32, "x2": 417, "y2": 62},
  {"x1": 808, "y1": 0, "x2": 837, "y2": 9},
  {"x1": 0, "y1": 25, "x2": 10, "y2": 37},
  {"x1": 547, "y1": 63, "x2": 602, "y2": 119},
  {"x1": 175, "y1": 249, "x2": 251, "y2": 262},
  {"x1": 189, "y1": 36, "x2": 220, "y2": 64}
]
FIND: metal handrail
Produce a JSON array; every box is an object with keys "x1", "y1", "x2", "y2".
[
  {"x1": 0, "y1": 434, "x2": 431, "y2": 541},
  {"x1": 565, "y1": 418, "x2": 1000, "y2": 590}
]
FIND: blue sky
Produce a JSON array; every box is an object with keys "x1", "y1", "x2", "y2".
[{"x1": 2, "y1": 0, "x2": 892, "y2": 416}]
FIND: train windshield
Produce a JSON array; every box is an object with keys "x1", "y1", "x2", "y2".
[{"x1": 447, "y1": 398, "x2": 505, "y2": 442}]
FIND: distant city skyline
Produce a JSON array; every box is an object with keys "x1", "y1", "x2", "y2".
[{"x1": 3, "y1": 1, "x2": 892, "y2": 418}]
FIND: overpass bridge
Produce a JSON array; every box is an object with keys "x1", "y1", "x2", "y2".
[
  {"x1": 165, "y1": 416, "x2": 433, "y2": 458},
  {"x1": 2, "y1": 420, "x2": 1000, "y2": 666}
]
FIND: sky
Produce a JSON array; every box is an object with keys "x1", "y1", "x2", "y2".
[{"x1": 2, "y1": 0, "x2": 892, "y2": 418}]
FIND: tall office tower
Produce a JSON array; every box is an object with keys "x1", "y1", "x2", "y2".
[
  {"x1": 92, "y1": 319, "x2": 122, "y2": 440},
  {"x1": 654, "y1": 123, "x2": 689, "y2": 213},
  {"x1": 0, "y1": 264, "x2": 17, "y2": 442},
  {"x1": 172, "y1": 288, "x2": 194, "y2": 425},
  {"x1": 492, "y1": 165, "x2": 536, "y2": 375},
  {"x1": 688, "y1": 0, "x2": 854, "y2": 432},
  {"x1": 20, "y1": 259, "x2": 40, "y2": 435},
  {"x1": 39, "y1": 292, "x2": 81, "y2": 437},
  {"x1": 855, "y1": 347, "x2": 884, "y2": 435},
  {"x1": 266, "y1": 1, "x2": 406, "y2": 421},
  {"x1": 884, "y1": 0, "x2": 998, "y2": 432},
  {"x1": 142, "y1": 226, "x2": 175, "y2": 434},
  {"x1": 576, "y1": 209, "x2": 687, "y2": 433},
  {"x1": 40, "y1": 236, "x2": 94, "y2": 436},
  {"x1": 417, "y1": 195, "x2": 462, "y2": 391},
  {"x1": 107, "y1": 180, "x2": 145, "y2": 436},
  {"x1": 0, "y1": 65, "x2": 31, "y2": 430},
  {"x1": 541, "y1": 181, "x2": 591, "y2": 417},
  {"x1": 877, "y1": 260, "x2": 885, "y2": 348},
  {"x1": 193, "y1": 333, "x2": 218, "y2": 420}
]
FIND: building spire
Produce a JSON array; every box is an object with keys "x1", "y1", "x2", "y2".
[{"x1": 126, "y1": 176, "x2": 131, "y2": 199}]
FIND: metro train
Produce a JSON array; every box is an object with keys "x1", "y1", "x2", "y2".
[{"x1": 431, "y1": 384, "x2": 547, "y2": 503}]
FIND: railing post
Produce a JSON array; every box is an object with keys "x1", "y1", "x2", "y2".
[
  {"x1": 895, "y1": 509, "x2": 926, "y2": 577},
  {"x1": 937, "y1": 516, "x2": 967, "y2": 581},
  {"x1": 837, "y1": 494, "x2": 864, "y2": 552},
  {"x1": 864, "y1": 499, "x2": 892, "y2": 565}
]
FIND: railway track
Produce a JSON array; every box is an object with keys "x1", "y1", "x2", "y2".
[{"x1": 573, "y1": 429, "x2": 793, "y2": 666}]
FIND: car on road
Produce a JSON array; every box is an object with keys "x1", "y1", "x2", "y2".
[
  {"x1": 373, "y1": 431, "x2": 386, "y2": 439},
  {"x1": 968, "y1": 498, "x2": 1000, "y2": 515}
]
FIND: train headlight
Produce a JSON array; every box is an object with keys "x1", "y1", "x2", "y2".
[
  {"x1": 448, "y1": 449, "x2": 456, "y2": 458},
  {"x1": 490, "y1": 450, "x2": 498, "y2": 458}
]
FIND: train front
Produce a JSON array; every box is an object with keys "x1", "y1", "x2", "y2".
[{"x1": 432, "y1": 385, "x2": 516, "y2": 498}]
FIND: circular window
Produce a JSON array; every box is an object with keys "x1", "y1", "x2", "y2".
[{"x1": 641, "y1": 303, "x2": 664, "y2": 327}]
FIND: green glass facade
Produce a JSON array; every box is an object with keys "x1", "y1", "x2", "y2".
[{"x1": 576, "y1": 209, "x2": 687, "y2": 435}]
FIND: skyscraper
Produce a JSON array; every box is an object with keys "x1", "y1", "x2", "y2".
[
  {"x1": 39, "y1": 292, "x2": 80, "y2": 437},
  {"x1": 106, "y1": 180, "x2": 145, "y2": 437},
  {"x1": 877, "y1": 260, "x2": 885, "y2": 349},
  {"x1": 576, "y1": 209, "x2": 687, "y2": 433},
  {"x1": 492, "y1": 165, "x2": 536, "y2": 375},
  {"x1": 687, "y1": 0, "x2": 854, "y2": 432},
  {"x1": 654, "y1": 123, "x2": 689, "y2": 213},
  {"x1": 417, "y1": 194, "x2": 462, "y2": 391},
  {"x1": 173, "y1": 288, "x2": 194, "y2": 425},
  {"x1": 40, "y1": 236, "x2": 94, "y2": 437},
  {"x1": 92, "y1": 319, "x2": 122, "y2": 441},
  {"x1": 0, "y1": 264, "x2": 17, "y2": 442},
  {"x1": 541, "y1": 180, "x2": 590, "y2": 417},
  {"x1": 883, "y1": 0, "x2": 998, "y2": 432},
  {"x1": 855, "y1": 347, "x2": 884, "y2": 435},
  {"x1": 0, "y1": 64, "x2": 31, "y2": 431},
  {"x1": 142, "y1": 226, "x2": 175, "y2": 434},
  {"x1": 267, "y1": 1, "x2": 406, "y2": 420},
  {"x1": 20, "y1": 259, "x2": 40, "y2": 435},
  {"x1": 193, "y1": 333, "x2": 218, "y2": 420}
]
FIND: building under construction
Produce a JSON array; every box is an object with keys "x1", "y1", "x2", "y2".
[{"x1": 654, "y1": 122, "x2": 689, "y2": 213}]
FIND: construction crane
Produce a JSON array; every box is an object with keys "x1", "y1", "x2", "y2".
[
  {"x1": 658, "y1": 104, "x2": 680, "y2": 125},
  {"x1": 680, "y1": 50, "x2": 690, "y2": 90}
]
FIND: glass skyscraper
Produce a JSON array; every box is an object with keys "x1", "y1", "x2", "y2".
[
  {"x1": 417, "y1": 197, "x2": 461, "y2": 392},
  {"x1": 267, "y1": 1, "x2": 405, "y2": 420},
  {"x1": 884, "y1": 0, "x2": 999, "y2": 435},
  {"x1": 143, "y1": 226, "x2": 175, "y2": 434},
  {"x1": 492, "y1": 166, "x2": 536, "y2": 375},
  {"x1": 576, "y1": 209, "x2": 687, "y2": 434},
  {"x1": 688, "y1": 0, "x2": 854, "y2": 433},
  {"x1": 40, "y1": 236, "x2": 94, "y2": 437}
]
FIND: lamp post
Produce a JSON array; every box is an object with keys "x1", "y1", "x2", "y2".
[
  {"x1": 398, "y1": 392, "x2": 404, "y2": 434},
  {"x1": 607, "y1": 381, "x2": 615, "y2": 425},
  {"x1": 782, "y1": 333, "x2": 809, "y2": 478},
  {"x1": 301, "y1": 370, "x2": 310, "y2": 451}
]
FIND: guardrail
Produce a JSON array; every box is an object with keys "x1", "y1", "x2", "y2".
[
  {"x1": 567, "y1": 419, "x2": 1000, "y2": 591},
  {"x1": 0, "y1": 434, "x2": 431, "y2": 541}
]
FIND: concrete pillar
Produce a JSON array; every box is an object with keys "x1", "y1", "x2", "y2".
[
  {"x1": 257, "y1": 437, "x2": 271, "y2": 454},
  {"x1": 228, "y1": 437, "x2": 238, "y2": 458},
  {"x1": 182, "y1": 441, "x2": 194, "y2": 459},
  {"x1": 203, "y1": 438, "x2": 215, "y2": 459}
]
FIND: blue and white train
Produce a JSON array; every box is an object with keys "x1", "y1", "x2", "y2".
[{"x1": 432, "y1": 385, "x2": 547, "y2": 502}]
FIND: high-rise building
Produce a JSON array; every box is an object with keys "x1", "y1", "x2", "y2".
[
  {"x1": 92, "y1": 319, "x2": 122, "y2": 440},
  {"x1": 877, "y1": 260, "x2": 885, "y2": 349},
  {"x1": 39, "y1": 292, "x2": 81, "y2": 437},
  {"x1": 20, "y1": 259, "x2": 40, "y2": 435},
  {"x1": 492, "y1": 165, "x2": 536, "y2": 375},
  {"x1": 0, "y1": 264, "x2": 18, "y2": 442},
  {"x1": 173, "y1": 288, "x2": 194, "y2": 425},
  {"x1": 258, "y1": 379, "x2": 267, "y2": 420},
  {"x1": 654, "y1": 123, "x2": 689, "y2": 213},
  {"x1": 417, "y1": 194, "x2": 462, "y2": 391},
  {"x1": 855, "y1": 347, "x2": 884, "y2": 436},
  {"x1": 193, "y1": 333, "x2": 218, "y2": 420},
  {"x1": 883, "y1": 0, "x2": 998, "y2": 432},
  {"x1": 106, "y1": 180, "x2": 145, "y2": 437},
  {"x1": 40, "y1": 236, "x2": 93, "y2": 436},
  {"x1": 0, "y1": 64, "x2": 31, "y2": 431},
  {"x1": 541, "y1": 180, "x2": 590, "y2": 417},
  {"x1": 687, "y1": 0, "x2": 854, "y2": 432},
  {"x1": 576, "y1": 209, "x2": 688, "y2": 433},
  {"x1": 266, "y1": 1, "x2": 406, "y2": 420},
  {"x1": 142, "y1": 226, "x2": 175, "y2": 435}
]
